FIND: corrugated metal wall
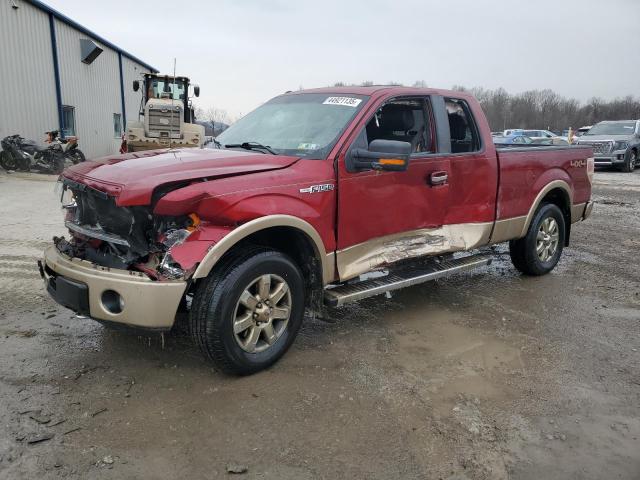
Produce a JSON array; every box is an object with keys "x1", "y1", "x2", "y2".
[
  {"x1": 0, "y1": 1, "x2": 152, "y2": 160},
  {"x1": 54, "y1": 20, "x2": 123, "y2": 158},
  {"x1": 0, "y1": 1, "x2": 58, "y2": 148},
  {"x1": 121, "y1": 56, "x2": 148, "y2": 127}
]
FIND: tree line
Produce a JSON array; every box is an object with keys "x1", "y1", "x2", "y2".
[
  {"x1": 452, "y1": 86, "x2": 640, "y2": 133},
  {"x1": 331, "y1": 81, "x2": 639, "y2": 133}
]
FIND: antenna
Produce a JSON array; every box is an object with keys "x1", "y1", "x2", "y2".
[{"x1": 169, "y1": 58, "x2": 177, "y2": 149}]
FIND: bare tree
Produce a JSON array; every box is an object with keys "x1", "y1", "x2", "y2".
[
  {"x1": 202, "y1": 107, "x2": 230, "y2": 136},
  {"x1": 454, "y1": 85, "x2": 640, "y2": 132}
]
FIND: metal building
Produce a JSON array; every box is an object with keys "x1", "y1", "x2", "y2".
[{"x1": 0, "y1": 0, "x2": 157, "y2": 159}]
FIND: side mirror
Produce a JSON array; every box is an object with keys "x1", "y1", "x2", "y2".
[
  {"x1": 351, "y1": 139, "x2": 411, "y2": 172},
  {"x1": 193, "y1": 85, "x2": 200, "y2": 97},
  {"x1": 132, "y1": 80, "x2": 140, "y2": 92}
]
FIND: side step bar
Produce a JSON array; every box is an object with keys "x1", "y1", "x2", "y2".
[{"x1": 324, "y1": 254, "x2": 492, "y2": 307}]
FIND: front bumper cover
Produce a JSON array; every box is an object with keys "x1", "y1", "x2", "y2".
[
  {"x1": 41, "y1": 246, "x2": 187, "y2": 329},
  {"x1": 594, "y1": 152, "x2": 627, "y2": 166}
]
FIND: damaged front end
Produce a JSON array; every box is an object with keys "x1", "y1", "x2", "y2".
[{"x1": 55, "y1": 178, "x2": 199, "y2": 281}]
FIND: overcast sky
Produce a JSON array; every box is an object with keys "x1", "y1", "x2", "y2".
[{"x1": 47, "y1": 0, "x2": 640, "y2": 118}]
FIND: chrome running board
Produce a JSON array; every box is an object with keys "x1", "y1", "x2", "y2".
[{"x1": 324, "y1": 254, "x2": 492, "y2": 307}]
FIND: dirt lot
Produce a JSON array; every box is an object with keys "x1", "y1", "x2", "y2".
[{"x1": 0, "y1": 169, "x2": 639, "y2": 479}]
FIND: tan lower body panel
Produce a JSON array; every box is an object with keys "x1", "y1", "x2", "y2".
[
  {"x1": 490, "y1": 216, "x2": 527, "y2": 243},
  {"x1": 570, "y1": 202, "x2": 587, "y2": 223},
  {"x1": 43, "y1": 246, "x2": 187, "y2": 329},
  {"x1": 336, "y1": 223, "x2": 493, "y2": 281}
]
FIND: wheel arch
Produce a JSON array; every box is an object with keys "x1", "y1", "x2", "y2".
[
  {"x1": 521, "y1": 180, "x2": 572, "y2": 245},
  {"x1": 192, "y1": 215, "x2": 335, "y2": 286}
]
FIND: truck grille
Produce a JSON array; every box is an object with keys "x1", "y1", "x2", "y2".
[
  {"x1": 579, "y1": 141, "x2": 612, "y2": 155},
  {"x1": 67, "y1": 185, "x2": 152, "y2": 255},
  {"x1": 148, "y1": 108, "x2": 182, "y2": 139}
]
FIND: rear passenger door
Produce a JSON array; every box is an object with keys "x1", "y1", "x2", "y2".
[{"x1": 439, "y1": 96, "x2": 498, "y2": 229}]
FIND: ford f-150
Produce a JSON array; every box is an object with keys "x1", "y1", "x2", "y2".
[{"x1": 40, "y1": 86, "x2": 594, "y2": 375}]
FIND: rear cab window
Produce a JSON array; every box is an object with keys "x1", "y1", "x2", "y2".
[{"x1": 444, "y1": 97, "x2": 481, "y2": 153}]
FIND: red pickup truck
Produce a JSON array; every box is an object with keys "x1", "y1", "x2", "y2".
[{"x1": 41, "y1": 86, "x2": 594, "y2": 375}]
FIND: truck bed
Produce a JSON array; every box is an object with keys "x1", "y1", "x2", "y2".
[{"x1": 495, "y1": 145, "x2": 593, "y2": 221}]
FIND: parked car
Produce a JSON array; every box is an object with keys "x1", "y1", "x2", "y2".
[
  {"x1": 493, "y1": 134, "x2": 534, "y2": 145},
  {"x1": 522, "y1": 129, "x2": 568, "y2": 143},
  {"x1": 503, "y1": 129, "x2": 524, "y2": 136},
  {"x1": 41, "y1": 86, "x2": 594, "y2": 375},
  {"x1": 576, "y1": 126, "x2": 592, "y2": 137},
  {"x1": 533, "y1": 137, "x2": 570, "y2": 146},
  {"x1": 575, "y1": 120, "x2": 640, "y2": 172}
]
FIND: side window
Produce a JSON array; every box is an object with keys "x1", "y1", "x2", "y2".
[
  {"x1": 513, "y1": 136, "x2": 524, "y2": 144},
  {"x1": 364, "y1": 98, "x2": 433, "y2": 154},
  {"x1": 62, "y1": 105, "x2": 76, "y2": 137},
  {"x1": 445, "y1": 98, "x2": 480, "y2": 153},
  {"x1": 113, "y1": 113, "x2": 122, "y2": 138}
]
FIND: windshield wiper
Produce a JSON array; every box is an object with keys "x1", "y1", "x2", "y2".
[{"x1": 224, "y1": 141, "x2": 277, "y2": 155}]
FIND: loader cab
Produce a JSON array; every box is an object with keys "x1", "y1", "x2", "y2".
[{"x1": 133, "y1": 74, "x2": 200, "y2": 123}]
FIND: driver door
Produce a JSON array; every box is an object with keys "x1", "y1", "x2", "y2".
[{"x1": 335, "y1": 96, "x2": 451, "y2": 280}]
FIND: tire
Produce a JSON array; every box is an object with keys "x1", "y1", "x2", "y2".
[
  {"x1": 509, "y1": 203, "x2": 566, "y2": 276},
  {"x1": 621, "y1": 150, "x2": 637, "y2": 173},
  {"x1": 190, "y1": 247, "x2": 305, "y2": 375},
  {"x1": 0, "y1": 151, "x2": 18, "y2": 170}
]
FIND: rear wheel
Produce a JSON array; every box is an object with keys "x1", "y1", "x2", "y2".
[
  {"x1": 621, "y1": 150, "x2": 637, "y2": 173},
  {"x1": 190, "y1": 247, "x2": 305, "y2": 375},
  {"x1": 0, "y1": 151, "x2": 18, "y2": 170},
  {"x1": 509, "y1": 203, "x2": 566, "y2": 276}
]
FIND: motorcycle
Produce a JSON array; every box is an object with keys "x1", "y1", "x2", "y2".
[
  {"x1": 46, "y1": 130, "x2": 86, "y2": 165},
  {"x1": 0, "y1": 131, "x2": 85, "y2": 174},
  {"x1": 0, "y1": 134, "x2": 40, "y2": 171}
]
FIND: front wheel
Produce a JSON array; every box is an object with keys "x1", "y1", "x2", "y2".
[
  {"x1": 190, "y1": 247, "x2": 305, "y2": 375},
  {"x1": 621, "y1": 150, "x2": 637, "y2": 173},
  {"x1": 509, "y1": 203, "x2": 566, "y2": 276},
  {"x1": 0, "y1": 151, "x2": 18, "y2": 170}
]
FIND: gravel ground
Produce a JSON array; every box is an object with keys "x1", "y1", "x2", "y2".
[{"x1": 0, "y1": 169, "x2": 638, "y2": 479}]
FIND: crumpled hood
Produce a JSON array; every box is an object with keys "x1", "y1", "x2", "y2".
[{"x1": 62, "y1": 148, "x2": 300, "y2": 206}]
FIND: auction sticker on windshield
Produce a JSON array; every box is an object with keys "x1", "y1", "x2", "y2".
[{"x1": 323, "y1": 97, "x2": 362, "y2": 107}]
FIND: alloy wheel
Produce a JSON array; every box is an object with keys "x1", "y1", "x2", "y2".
[
  {"x1": 536, "y1": 217, "x2": 559, "y2": 262},
  {"x1": 232, "y1": 274, "x2": 291, "y2": 353}
]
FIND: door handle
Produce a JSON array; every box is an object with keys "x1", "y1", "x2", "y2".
[{"x1": 429, "y1": 171, "x2": 448, "y2": 186}]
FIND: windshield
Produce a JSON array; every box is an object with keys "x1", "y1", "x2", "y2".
[
  {"x1": 146, "y1": 77, "x2": 187, "y2": 101},
  {"x1": 586, "y1": 122, "x2": 637, "y2": 136},
  {"x1": 216, "y1": 93, "x2": 368, "y2": 159}
]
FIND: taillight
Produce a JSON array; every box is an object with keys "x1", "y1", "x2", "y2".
[{"x1": 587, "y1": 157, "x2": 594, "y2": 185}]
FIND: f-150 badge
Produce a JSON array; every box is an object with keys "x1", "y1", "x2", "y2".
[{"x1": 299, "y1": 184, "x2": 335, "y2": 194}]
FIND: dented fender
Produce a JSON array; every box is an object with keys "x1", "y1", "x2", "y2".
[{"x1": 168, "y1": 224, "x2": 233, "y2": 273}]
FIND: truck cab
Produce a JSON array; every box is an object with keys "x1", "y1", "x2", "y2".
[{"x1": 126, "y1": 74, "x2": 204, "y2": 151}]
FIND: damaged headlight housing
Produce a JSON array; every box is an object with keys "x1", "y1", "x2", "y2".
[
  {"x1": 157, "y1": 213, "x2": 201, "y2": 279},
  {"x1": 54, "y1": 180, "x2": 75, "y2": 208}
]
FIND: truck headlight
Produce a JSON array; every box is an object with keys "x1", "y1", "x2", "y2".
[
  {"x1": 54, "y1": 180, "x2": 75, "y2": 209},
  {"x1": 613, "y1": 141, "x2": 629, "y2": 151}
]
